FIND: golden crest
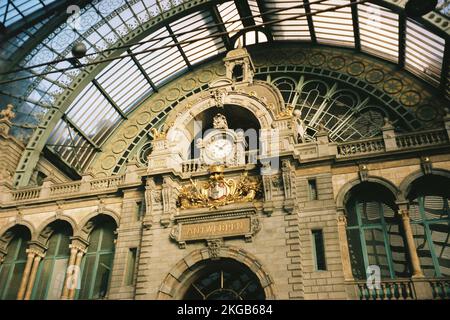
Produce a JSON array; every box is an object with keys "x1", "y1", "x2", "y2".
[{"x1": 177, "y1": 167, "x2": 261, "y2": 209}]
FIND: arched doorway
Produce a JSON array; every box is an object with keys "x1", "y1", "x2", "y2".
[{"x1": 183, "y1": 258, "x2": 265, "y2": 300}]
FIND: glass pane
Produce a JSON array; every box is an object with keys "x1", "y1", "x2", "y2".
[
  {"x1": 87, "y1": 228, "x2": 101, "y2": 253},
  {"x1": 4, "y1": 262, "x2": 26, "y2": 300},
  {"x1": 311, "y1": 0, "x2": 355, "y2": 47},
  {"x1": 412, "y1": 223, "x2": 437, "y2": 278},
  {"x1": 424, "y1": 196, "x2": 447, "y2": 220},
  {"x1": 265, "y1": 0, "x2": 310, "y2": 41},
  {"x1": 364, "y1": 228, "x2": 391, "y2": 278},
  {"x1": 92, "y1": 253, "x2": 113, "y2": 299},
  {"x1": 0, "y1": 265, "x2": 12, "y2": 299},
  {"x1": 359, "y1": 202, "x2": 382, "y2": 224},
  {"x1": 46, "y1": 259, "x2": 68, "y2": 300},
  {"x1": 429, "y1": 222, "x2": 450, "y2": 277},
  {"x1": 33, "y1": 259, "x2": 53, "y2": 299},
  {"x1": 347, "y1": 229, "x2": 366, "y2": 279},
  {"x1": 359, "y1": 3, "x2": 399, "y2": 62},
  {"x1": 387, "y1": 223, "x2": 409, "y2": 277},
  {"x1": 78, "y1": 255, "x2": 96, "y2": 299},
  {"x1": 405, "y1": 20, "x2": 445, "y2": 87}
]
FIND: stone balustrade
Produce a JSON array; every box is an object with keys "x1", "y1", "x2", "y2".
[
  {"x1": 337, "y1": 137, "x2": 386, "y2": 157},
  {"x1": 49, "y1": 181, "x2": 81, "y2": 196},
  {"x1": 6, "y1": 175, "x2": 125, "y2": 205},
  {"x1": 352, "y1": 278, "x2": 450, "y2": 300},
  {"x1": 428, "y1": 279, "x2": 450, "y2": 299},
  {"x1": 353, "y1": 279, "x2": 416, "y2": 300},
  {"x1": 395, "y1": 129, "x2": 448, "y2": 149},
  {"x1": 11, "y1": 187, "x2": 41, "y2": 201}
]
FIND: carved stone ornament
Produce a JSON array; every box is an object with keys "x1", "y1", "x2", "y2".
[
  {"x1": 213, "y1": 113, "x2": 228, "y2": 129},
  {"x1": 420, "y1": 156, "x2": 433, "y2": 175},
  {"x1": 177, "y1": 166, "x2": 261, "y2": 210},
  {"x1": 211, "y1": 89, "x2": 228, "y2": 108},
  {"x1": 170, "y1": 210, "x2": 261, "y2": 248},
  {"x1": 0, "y1": 104, "x2": 15, "y2": 121},
  {"x1": 207, "y1": 238, "x2": 223, "y2": 259},
  {"x1": 358, "y1": 164, "x2": 369, "y2": 182}
]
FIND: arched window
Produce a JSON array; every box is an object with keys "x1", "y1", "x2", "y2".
[
  {"x1": 183, "y1": 259, "x2": 265, "y2": 300},
  {"x1": 408, "y1": 175, "x2": 450, "y2": 278},
  {"x1": 345, "y1": 182, "x2": 410, "y2": 279},
  {"x1": 77, "y1": 217, "x2": 116, "y2": 300},
  {"x1": 0, "y1": 226, "x2": 31, "y2": 300},
  {"x1": 31, "y1": 221, "x2": 72, "y2": 299}
]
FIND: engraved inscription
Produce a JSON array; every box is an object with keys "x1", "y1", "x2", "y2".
[{"x1": 180, "y1": 218, "x2": 250, "y2": 241}]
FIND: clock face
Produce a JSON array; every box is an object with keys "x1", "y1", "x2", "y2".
[{"x1": 205, "y1": 137, "x2": 234, "y2": 163}]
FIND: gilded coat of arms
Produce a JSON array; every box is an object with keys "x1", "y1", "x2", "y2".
[{"x1": 177, "y1": 165, "x2": 261, "y2": 209}]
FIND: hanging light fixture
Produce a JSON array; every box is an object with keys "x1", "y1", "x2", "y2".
[
  {"x1": 404, "y1": 0, "x2": 438, "y2": 17},
  {"x1": 71, "y1": 42, "x2": 87, "y2": 59}
]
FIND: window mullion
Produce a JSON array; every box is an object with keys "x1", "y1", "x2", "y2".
[{"x1": 378, "y1": 201, "x2": 396, "y2": 279}]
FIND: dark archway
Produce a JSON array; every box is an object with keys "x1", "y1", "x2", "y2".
[{"x1": 183, "y1": 258, "x2": 265, "y2": 300}]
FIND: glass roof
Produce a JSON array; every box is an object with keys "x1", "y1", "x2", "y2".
[
  {"x1": 0, "y1": 0, "x2": 448, "y2": 179},
  {"x1": 0, "y1": 0, "x2": 58, "y2": 27}
]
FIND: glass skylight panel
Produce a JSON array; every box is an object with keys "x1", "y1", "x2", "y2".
[
  {"x1": 217, "y1": 2, "x2": 244, "y2": 37},
  {"x1": 65, "y1": 84, "x2": 121, "y2": 145},
  {"x1": 47, "y1": 119, "x2": 92, "y2": 169},
  {"x1": 265, "y1": 0, "x2": 310, "y2": 41},
  {"x1": 311, "y1": 0, "x2": 354, "y2": 47},
  {"x1": 129, "y1": 1, "x2": 151, "y2": 23},
  {"x1": 132, "y1": 28, "x2": 188, "y2": 86},
  {"x1": 170, "y1": 11, "x2": 225, "y2": 65},
  {"x1": 235, "y1": 31, "x2": 268, "y2": 47},
  {"x1": 248, "y1": 0, "x2": 263, "y2": 25},
  {"x1": 405, "y1": 20, "x2": 445, "y2": 87},
  {"x1": 96, "y1": 55, "x2": 152, "y2": 113},
  {"x1": 359, "y1": 3, "x2": 399, "y2": 63}
]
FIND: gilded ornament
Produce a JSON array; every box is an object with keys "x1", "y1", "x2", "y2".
[{"x1": 177, "y1": 166, "x2": 261, "y2": 209}]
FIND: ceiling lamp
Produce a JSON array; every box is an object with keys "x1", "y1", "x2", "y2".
[
  {"x1": 71, "y1": 42, "x2": 87, "y2": 59},
  {"x1": 404, "y1": 0, "x2": 438, "y2": 17}
]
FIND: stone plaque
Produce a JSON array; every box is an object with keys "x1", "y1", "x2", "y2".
[
  {"x1": 180, "y1": 217, "x2": 250, "y2": 241},
  {"x1": 170, "y1": 211, "x2": 261, "y2": 248}
]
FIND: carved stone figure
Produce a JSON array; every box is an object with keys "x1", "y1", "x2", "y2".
[
  {"x1": 292, "y1": 109, "x2": 307, "y2": 143},
  {"x1": 213, "y1": 113, "x2": 228, "y2": 129},
  {"x1": 0, "y1": 104, "x2": 15, "y2": 121}
]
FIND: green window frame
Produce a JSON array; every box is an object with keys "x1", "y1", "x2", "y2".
[
  {"x1": 346, "y1": 199, "x2": 409, "y2": 280},
  {"x1": 410, "y1": 195, "x2": 450, "y2": 278},
  {"x1": 31, "y1": 229, "x2": 71, "y2": 300},
  {"x1": 76, "y1": 221, "x2": 116, "y2": 300},
  {"x1": 0, "y1": 230, "x2": 30, "y2": 300}
]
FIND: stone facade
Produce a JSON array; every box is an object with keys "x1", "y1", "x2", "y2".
[{"x1": 1, "y1": 48, "x2": 450, "y2": 300}]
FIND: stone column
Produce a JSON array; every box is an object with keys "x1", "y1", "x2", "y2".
[
  {"x1": 68, "y1": 246, "x2": 86, "y2": 300},
  {"x1": 16, "y1": 250, "x2": 36, "y2": 300},
  {"x1": 397, "y1": 206, "x2": 424, "y2": 278},
  {"x1": 24, "y1": 252, "x2": 44, "y2": 300},
  {"x1": 336, "y1": 210, "x2": 354, "y2": 281},
  {"x1": 60, "y1": 246, "x2": 79, "y2": 300}
]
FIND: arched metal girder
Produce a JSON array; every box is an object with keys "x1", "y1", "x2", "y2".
[{"x1": 11, "y1": 0, "x2": 450, "y2": 188}]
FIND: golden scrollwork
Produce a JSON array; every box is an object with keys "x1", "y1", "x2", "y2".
[
  {"x1": 278, "y1": 104, "x2": 294, "y2": 118},
  {"x1": 150, "y1": 122, "x2": 173, "y2": 140},
  {"x1": 177, "y1": 166, "x2": 261, "y2": 209}
]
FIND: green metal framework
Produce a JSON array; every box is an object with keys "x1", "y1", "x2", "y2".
[
  {"x1": 76, "y1": 221, "x2": 116, "y2": 300},
  {"x1": 0, "y1": 229, "x2": 30, "y2": 300},
  {"x1": 31, "y1": 229, "x2": 71, "y2": 300},
  {"x1": 410, "y1": 196, "x2": 450, "y2": 278}
]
